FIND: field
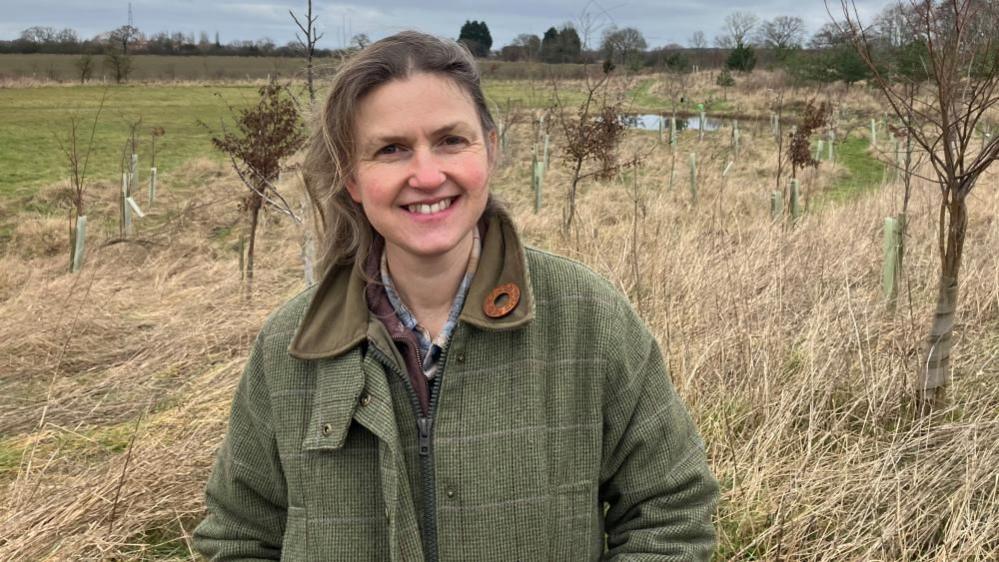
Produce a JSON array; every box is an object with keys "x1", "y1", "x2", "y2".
[{"x1": 1, "y1": 68, "x2": 998, "y2": 560}]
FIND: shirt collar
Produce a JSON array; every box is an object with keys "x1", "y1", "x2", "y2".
[{"x1": 287, "y1": 207, "x2": 533, "y2": 360}]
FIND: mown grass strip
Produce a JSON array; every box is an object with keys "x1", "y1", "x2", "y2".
[{"x1": 821, "y1": 136, "x2": 886, "y2": 204}]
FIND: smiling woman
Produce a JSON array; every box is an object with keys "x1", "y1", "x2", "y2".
[{"x1": 193, "y1": 30, "x2": 719, "y2": 562}]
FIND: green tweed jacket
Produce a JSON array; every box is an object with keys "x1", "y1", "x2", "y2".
[{"x1": 193, "y1": 209, "x2": 719, "y2": 561}]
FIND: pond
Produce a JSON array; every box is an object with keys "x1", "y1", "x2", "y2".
[{"x1": 623, "y1": 114, "x2": 725, "y2": 133}]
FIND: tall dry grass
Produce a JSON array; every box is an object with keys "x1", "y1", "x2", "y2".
[{"x1": 1, "y1": 109, "x2": 997, "y2": 560}]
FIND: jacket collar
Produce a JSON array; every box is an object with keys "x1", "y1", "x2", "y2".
[{"x1": 287, "y1": 207, "x2": 534, "y2": 360}]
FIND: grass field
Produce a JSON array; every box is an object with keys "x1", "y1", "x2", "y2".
[
  {"x1": 0, "y1": 54, "x2": 309, "y2": 83},
  {"x1": 2, "y1": 70, "x2": 998, "y2": 559},
  {"x1": 0, "y1": 80, "x2": 592, "y2": 202},
  {"x1": 0, "y1": 84, "x2": 264, "y2": 199}
]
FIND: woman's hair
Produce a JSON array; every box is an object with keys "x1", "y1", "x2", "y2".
[{"x1": 302, "y1": 30, "x2": 499, "y2": 276}]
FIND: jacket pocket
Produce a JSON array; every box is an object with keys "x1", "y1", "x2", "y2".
[
  {"x1": 552, "y1": 481, "x2": 597, "y2": 561},
  {"x1": 280, "y1": 506, "x2": 307, "y2": 561}
]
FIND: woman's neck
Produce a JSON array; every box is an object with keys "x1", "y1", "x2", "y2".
[{"x1": 384, "y1": 231, "x2": 475, "y2": 339}]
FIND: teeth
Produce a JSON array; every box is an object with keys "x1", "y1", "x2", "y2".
[{"x1": 407, "y1": 197, "x2": 453, "y2": 215}]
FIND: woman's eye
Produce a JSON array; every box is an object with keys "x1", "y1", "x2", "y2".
[{"x1": 377, "y1": 144, "x2": 400, "y2": 156}]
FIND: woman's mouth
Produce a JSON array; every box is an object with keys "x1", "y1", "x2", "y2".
[{"x1": 405, "y1": 196, "x2": 456, "y2": 215}]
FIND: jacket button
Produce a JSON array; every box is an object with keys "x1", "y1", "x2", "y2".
[
  {"x1": 359, "y1": 393, "x2": 372, "y2": 407},
  {"x1": 455, "y1": 352, "x2": 465, "y2": 363},
  {"x1": 321, "y1": 423, "x2": 332, "y2": 436},
  {"x1": 446, "y1": 489, "x2": 455, "y2": 498}
]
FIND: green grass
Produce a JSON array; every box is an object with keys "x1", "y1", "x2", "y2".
[
  {"x1": 0, "y1": 84, "x2": 270, "y2": 199},
  {"x1": 0, "y1": 53, "x2": 307, "y2": 82},
  {"x1": 821, "y1": 136, "x2": 886, "y2": 204},
  {"x1": 0, "y1": 81, "x2": 600, "y2": 203}
]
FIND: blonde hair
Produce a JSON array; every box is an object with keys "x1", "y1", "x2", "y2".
[{"x1": 302, "y1": 30, "x2": 499, "y2": 276}]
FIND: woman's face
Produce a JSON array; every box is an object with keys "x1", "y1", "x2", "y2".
[{"x1": 347, "y1": 72, "x2": 494, "y2": 265}]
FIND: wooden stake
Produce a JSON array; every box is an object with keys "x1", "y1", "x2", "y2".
[
  {"x1": 870, "y1": 118, "x2": 877, "y2": 149},
  {"x1": 670, "y1": 116, "x2": 677, "y2": 148},
  {"x1": 699, "y1": 111, "x2": 706, "y2": 141},
  {"x1": 238, "y1": 235, "x2": 245, "y2": 280}
]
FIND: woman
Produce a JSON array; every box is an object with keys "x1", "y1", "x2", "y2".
[{"x1": 194, "y1": 31, "x2": 718, "y2": 561}]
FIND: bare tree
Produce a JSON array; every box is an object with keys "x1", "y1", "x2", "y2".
[
  {"x1": 103, "y1": 25, "x2": 138, "y2": 84},
  {"x1": 56, "y1": 91, "x2": 107, "y2": 272},
  {"x1": 74, "y1": 54, "x2": 94, "y2": 84},
  {"x1": 290, "y1": 0, "x2": 324, "y2": 104},
  {"x1": 719, "y1": 11, "x2": 760, "y2": 48},
  {"x1": 689, "y1": 30, "x2": 708, "y2": 49},
  {"x1": 833, "y1": 0, "x2": 999, "y2": 411},
  {"x1": 350, "y1": 33, "x2": 370, "y2": 50},
  {"x1": 600, "y1": 26, "x2": 648, "y2": 70},
  {"x1": 575, "y1": 0, "x2": 613, "y2": 51},
  {"x1": 758, "y1": 16, "x2": 807, "y2": 50}
]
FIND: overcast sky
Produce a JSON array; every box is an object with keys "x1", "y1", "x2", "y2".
[{"x1": 2, "y1": 0, "x2": 888, "y2": 50}]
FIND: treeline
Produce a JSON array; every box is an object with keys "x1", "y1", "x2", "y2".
[{"x1": 0, "y1": 26, "x2": 335, "y2": 57}]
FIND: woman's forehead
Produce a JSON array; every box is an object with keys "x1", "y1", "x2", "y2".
[{"x1": 354, "y1": 74, "x2": 481, "y2": 138}]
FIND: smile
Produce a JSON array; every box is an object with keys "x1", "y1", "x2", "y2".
[{"x1": 405, "y1": 196, "x2": 456, "y2": 215}]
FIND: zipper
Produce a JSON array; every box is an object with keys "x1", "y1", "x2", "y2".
[{"x1": 367, "y1": 339, "x2": 453, "y2": 562}]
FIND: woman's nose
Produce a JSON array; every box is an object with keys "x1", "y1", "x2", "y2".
[{"x1": 407, "y1": 149, "x2": 446, "y2": 189}]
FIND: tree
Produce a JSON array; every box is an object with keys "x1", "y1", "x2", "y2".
[
  {"x1": 689, "y1": 30, "x2": 707, "y2": 49},
  {"x1": 600, "y1": 26, "x2": 648, "y2": 71},
  {"x1": 204, "y1": 82, "x2": 307, "y2": 292},
  {"x1": 809, "y1": 22, "x2": 848, "y2": 49},
  {"x1": 552, "y1": 74, "x2": 631, "y2": 231},
  {"x1": 834, "y1": 0, "x2": 999, "y2": 411},
  {"x1": 715, "y1": 68, "x2": 735, "y2": 100},
  {"x1": 541, "y1": 25, "x2": 582, "y2": 63},
  {"x1": 103, "y1": 49, "x2": 132, "y2": 84},
  {"x1": 510, "y1": 33, "x2": 541, "y2": 61},
  {"x1": 541, "y1": 27, "x2": 560, "y2": 62},
  {"x1": 56, "y1": 91, "x2": 107, "y2": 272},
  {"x1": 290, "y1": 0, "x2": 325, "y2": 103},
  {"x1": 788, "y1": 99, "x2": 829, "y2": 178},
  {"x1": 351, "y1": 33, "x2": 370, "y2": 50},
  {"x1": 458, "y1": 20, "x2": 492, "y2": 57},
  {"x1": 74, "y1": 54, "x2": 94, "y2": 83},
  {"x1": 103, "y1": 24, "x2": 138, "y2": 83},
  {"x1": 575, "y1": 1, "x2": 613, "y2": 50},
  {"x1": 107, "y1": 24, "x2": 139, "y2": 55},
  {"x1": 717, "y1": 11, "x2": 759, "y2": 49},
  {"x1": 726, "y1": 43, "x2": 757, "y2": 72},
  {"x1": 758, "y1": 16, "x2": 805, "y2": 59}
]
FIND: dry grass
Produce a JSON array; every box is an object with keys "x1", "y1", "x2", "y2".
[{"x1": 1, "y1": 95, "x2": 997, "y2": 561}]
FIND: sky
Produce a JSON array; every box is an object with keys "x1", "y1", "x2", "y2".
[{"x1": 1, "y1": 0, "x2": 888, "y2": 50}]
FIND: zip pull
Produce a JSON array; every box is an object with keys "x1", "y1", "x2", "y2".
[{"x1": 417, "y1": 416, "x2": 433, "y2": 456}]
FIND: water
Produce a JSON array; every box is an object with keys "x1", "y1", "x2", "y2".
[{"x1": 624, "y1": 114, "x2": 725, "y2": 133}]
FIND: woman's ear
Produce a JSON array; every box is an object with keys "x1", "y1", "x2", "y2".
[{"x1": 345, "y1": 176, "x2": 362, "y2": 203}]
